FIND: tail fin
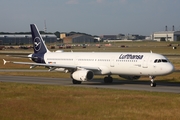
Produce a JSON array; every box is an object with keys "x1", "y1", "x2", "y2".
[{"x1": 30, "y1": 24, "x2": 50, "y2": 54}]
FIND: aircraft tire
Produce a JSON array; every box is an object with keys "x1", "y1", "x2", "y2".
[
  {"x1": 104, "y1": 77, "x2": 113, "y2": 83},
  {"x1": 72, "y1": 79, "x2": 82, "y2": 84},
  {"x1": 150, "y1": 82, "x2": 156, "y2": 87}
]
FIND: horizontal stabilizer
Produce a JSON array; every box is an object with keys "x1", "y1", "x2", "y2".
[
  {"x1": 6, "y1": 55, "x2": 38, "y2": 59},
  {"x1": 3, "y1": 59, "x2": 10, "y2": 65}
]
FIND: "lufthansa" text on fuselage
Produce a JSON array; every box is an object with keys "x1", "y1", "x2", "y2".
[{"x1": 119, "y1": 54, "x2": 144, "y2": 59}]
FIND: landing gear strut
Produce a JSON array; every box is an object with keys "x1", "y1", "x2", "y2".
[
  {"x1": 104, "y1": 75, "x2": 113, "y2": 83},
  {"x1": 149, "y1": 76, "x2": 156, "y2": 87}
]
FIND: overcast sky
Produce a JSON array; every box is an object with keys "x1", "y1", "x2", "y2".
[{"x1": 0, "y1": 0, "x2": 179, "y2": 36}]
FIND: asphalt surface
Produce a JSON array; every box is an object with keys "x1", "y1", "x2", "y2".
[{"x1": 0, "y1": 75, "x2": 180, "y2": 93}]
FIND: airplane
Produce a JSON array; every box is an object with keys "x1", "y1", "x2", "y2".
[{"x1": 3, "y1": 24, "x2": 174, "y2": 87}]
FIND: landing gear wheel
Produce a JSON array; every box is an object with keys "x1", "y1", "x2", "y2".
[
  {"x1": 150, "y1": 82, "x2": 156, "y2": 87},
  {"x1": 104, "y1": 76, "x2": 113, "y2": 83},
  {"x1": 72, "y1": 79, "x2": 82, "y2": 84}
]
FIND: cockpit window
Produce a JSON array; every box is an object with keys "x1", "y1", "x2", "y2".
[
  {"x1": 154, "y1": 59, "x2": 169, "y2": 63},
  {"x1": 162, "y1": 59, "x2": 168, "y2": 62},
  {"x1": 158, "y1": 59, "x2": 161, "y2": 63}
]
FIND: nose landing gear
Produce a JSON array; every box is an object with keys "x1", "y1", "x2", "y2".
[{"x1": 149, "y1": 76, "x2": 156, "y2": 87}]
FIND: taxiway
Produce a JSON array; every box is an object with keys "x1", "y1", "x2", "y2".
[{"x1": 0, "y1": 75, "x2": 180, "y2": 93}]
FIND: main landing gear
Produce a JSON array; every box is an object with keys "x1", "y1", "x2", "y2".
[
  {"x1": 72, "y1": 79, "x2": 82, "y2": 84},
  {"x1": 104, "y1": 75, "x2": 113, "y2": 83},
  {"x1": 149, "y1": 76, "x2": 156, "y2": 87}
]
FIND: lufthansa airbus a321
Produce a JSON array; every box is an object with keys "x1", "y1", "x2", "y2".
[{"x1": 3, "y1": 24, "x2": 174, "y2": 87}]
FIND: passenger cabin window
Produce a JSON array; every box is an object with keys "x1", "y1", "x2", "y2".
[{"x1": 154, "y1": 59, "x2": 168, "y2": 63}]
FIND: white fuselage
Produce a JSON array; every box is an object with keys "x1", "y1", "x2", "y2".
[{"x1": 44, "y1": 52, "x2": 174, "y2": 76}]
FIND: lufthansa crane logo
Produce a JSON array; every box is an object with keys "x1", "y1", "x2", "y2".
[{"x1": 34, "y1": 37, "x2": 41, "y2": 51}]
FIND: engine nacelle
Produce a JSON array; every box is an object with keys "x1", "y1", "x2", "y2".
[
  {"x1": 119, "y1": 75, "x2": 141, "y2": 80},
  {"x1": 72, "y1": 70, "x2": 94, "y2": 81}
]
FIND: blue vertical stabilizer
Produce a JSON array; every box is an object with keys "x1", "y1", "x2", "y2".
[{"x1": 30, "y1": 24, "x2": 49, "y2": 54}]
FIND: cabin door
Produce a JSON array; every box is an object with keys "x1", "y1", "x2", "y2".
[
  {"x1": 142, "y1": 56, "x2": 149, "y2": 68},
  {"x1": 74, "y1": 56, "x2": 78, "y2": 65},
  {"x1": 110, "y1": 57, "x2": 115, "y2": 67}
]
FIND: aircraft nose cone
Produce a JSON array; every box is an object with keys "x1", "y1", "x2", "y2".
[
  {"x1": 170, "y1": 64, "x2": 175, "y2": 73},
  {"x1": 165, "y1": 63, "x2": 174, "y2": 74}
]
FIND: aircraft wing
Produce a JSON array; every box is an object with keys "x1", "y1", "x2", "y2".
[{"x1": 3, "y1": 59, "x2": 100, "y2": 71}]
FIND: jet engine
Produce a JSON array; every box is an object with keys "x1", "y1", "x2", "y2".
[
  {"x1": 119, "y1": 75, "x2": 141, "y2": 80},
  {"x1": 72, "y1": 70, "x2": 94, "y2": 81}
]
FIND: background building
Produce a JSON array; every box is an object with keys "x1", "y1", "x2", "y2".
[
  {"x1": 152, "y1": 31, "x2": 180, "y2": 41},
  {"x1": 60, "y1": 33, "x2": 67, "y2": 39},
  {"x1": 63, "y1": 34, "x2": 94, "y2": 44},
  {"x1": 100, "y1": 35, "x2": 117, "y2": 40},
  {"x1": 0, "y1": 34, "x2": 57, "y2": 45},
  {"x1": 151, "y1": 26, "x2": 180, "y2": 41}
]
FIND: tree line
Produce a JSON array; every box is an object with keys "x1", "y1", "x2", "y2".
[{"x1": 0, "y1": 31, "x2": 94, "y2": 39}]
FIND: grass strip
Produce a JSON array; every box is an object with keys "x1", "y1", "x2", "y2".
[{"x1": 0, "y1": 82, "x2": 180, "y2": 120}]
